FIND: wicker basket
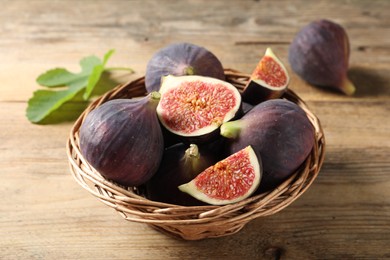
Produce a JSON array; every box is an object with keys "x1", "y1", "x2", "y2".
[{"x1": 66, "y1": 69, "x2": 325, "y2": 240}]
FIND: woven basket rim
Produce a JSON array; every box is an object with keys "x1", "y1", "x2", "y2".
[{"x1": 66, "y1": 69, "x2": 326, "y2": 240}]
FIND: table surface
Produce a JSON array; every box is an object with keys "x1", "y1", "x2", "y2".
[{"x1": 1, "y1": 0, "x2": 389, "y2": 259}]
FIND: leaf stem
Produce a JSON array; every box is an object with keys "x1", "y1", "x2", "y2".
[{"x1": 105, "y1": 67, "x2": 134, "y2": 73}]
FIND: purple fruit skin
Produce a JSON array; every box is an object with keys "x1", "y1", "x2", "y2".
[
  {"x1": 242, "y1": 102, "x2": 254, "y2": 114},
  {"x1": 145, "y1": 42, "x2": 226, "y2": 92},
  {"x1": 79, "y1": 95, "x2": 164, "y2": 187},
  {"x1": 146, "y1": 143, "x2": 220, "y2": 206},
  {"x1": 224, "y1": 99, "x2": 315, "y2": 191},
  {"x1": 288, "y1": 19, "x2": 350, "y2": 88}
]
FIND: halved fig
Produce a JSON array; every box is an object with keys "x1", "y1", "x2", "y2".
[
  {"x1": 178, "y1": 146, "x2": 262, "y2": 205},
  {"x1": 79, "y1": 92, "x2": 164, "y2": 187},
  {"x1": 156, "y1": 75, "x2": 242, "y2": 143},
  {"x1": 241, "y1": 48, "x2": 290, "y2": 105},
  {"x1": 145, "y1": 42, "x2": 225, "y2": 92}
]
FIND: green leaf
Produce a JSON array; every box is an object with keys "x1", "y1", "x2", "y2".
[
  {"x1": 79, "y1": 55, "x2": 102, "y2": 74},
  {"x1": 36, "y1": 55, "x2": 102, "y2": 88},
  {"x1": 26, "y1": 80, "x2": 87, "y2": 123},
  {"x1": 31, "y1": 92, "x2": 90, "y2": 125},
  {"x1": 26, "y1": 49, "x2": 134, "y2": 124},
  {"x1": 83, "y1": 49, "x2": 115, "y2": 100},
  {"x1": 36, "y1": 68, "x2": 77, "y2": 88}
]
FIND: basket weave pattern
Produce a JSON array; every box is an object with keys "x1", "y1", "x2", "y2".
[{"x1": 66, "y1": 69, "x2": 325, "y2": 240}]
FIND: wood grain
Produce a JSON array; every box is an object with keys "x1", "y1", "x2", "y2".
[{"x1": 1, "y1": 0, "x2": 389, "y2": 259}]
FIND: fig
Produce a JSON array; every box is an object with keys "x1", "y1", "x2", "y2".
[
  {"x1": 242, "y1": 48, "x2": 290, "y2": 105},
  {"x1": 178, "y1": 146, "x2": 262, "y2": 205},
  {"x1": 79, "y1": 92, "x2": 164, "y2": 187},
  {"x1": 146, "y1": 143, "x2": 220, "y2": 206},
  {"x1": 289, "y1": 19, "x2": 356, "y2": 95},
  {"x1": 242, "y1": 102, "x2": 254, "y2": 114},
  {"x1": 220, "y1": 99, "x2": 314, "y2": 191},
  {"x1": 145, "y1": 42, "x2": 225, "y2": 92},
  {"x1": 156, "y1": 75, "x2": 242, "y2": 143}
]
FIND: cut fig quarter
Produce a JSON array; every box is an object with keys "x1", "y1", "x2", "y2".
[
  {"x1": 242, "y1": 48, "x2": 290, "y2": 105},
  {"x1": 156, "y1": 75, "x2": 242, "y2": 142},
  {"x1": 178, "y1": 146, "x2": 262, "y2": 205}
]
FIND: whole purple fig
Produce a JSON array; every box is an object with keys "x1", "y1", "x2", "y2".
[
  {"x1": 145, "y1": 42, "x2": 225, "y2": 92},
  {"x1": 289, "y1": 19, "x2": 356, "y2": 95},
  {"x1": 79, "y1": 92, "x2": 164, "y2": 187},
  {"x1": 220, "y1": 99, "x2": 315, "y2": 191}
]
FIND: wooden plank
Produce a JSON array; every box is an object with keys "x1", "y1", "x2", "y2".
[
  {"x1": 0, "y1": 0, "x2": 389, "y2": 259},
  {"x1": 0, "y1": 0, "x2": 389, "y2": 101}
]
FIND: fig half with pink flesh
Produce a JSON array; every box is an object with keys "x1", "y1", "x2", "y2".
[
  {"x1": 241, "y1": 48, "x2": 290, "y2": 105},
  {"x1": 179, "y1": 146, "x2": 261, "y2": 205},
  {"x1": 156, "y1": 75, "x2": 242, "y2": 143}
]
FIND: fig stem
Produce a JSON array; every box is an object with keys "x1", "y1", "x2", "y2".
[
  {"x1": 184, "y1": 66, "x2": 195, "y2": 75},
  {"x1": 220, "y1": 120, "x2": 242, "y2": 139},
  {"x1": 148, "y1": 91, "x2": 161, "y2": 109},
  {"x1": 185, "y1": 144, "x2": 200, "y2": 159},
  {"x1": 340, "y1": 77, "x2": 356, "y2": 96},
  {"x1": 150, "y1": 91, "x2": 161, "y2": 101}
]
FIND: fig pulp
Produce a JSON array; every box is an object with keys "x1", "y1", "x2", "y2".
[
  {"x1": 220, "y1": 99, "x2": 315, "y2": 191},
  {"x1": 156, "y1": 75, "x2": 242, "y2": 143},
  {"x1": 289, "y1": 19, "x2": 356, "y2": 95},
  {"x1": 145, "y1": 42, "x2": 225, "y2": 92},
  {"x1": 146, "y1": 143, "x2": 220, "y2": 206},
  {"x1": 242, "y1": 48, "x2": 290, "y2": 105},
  {"x1": 79, "y1": 92, "x2": 164, "y2": 187},
  {"x1": 179, "y1": 146, "x2": 261, "y2": 205}
]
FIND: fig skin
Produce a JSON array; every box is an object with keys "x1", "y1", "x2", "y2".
[
  {"x1": 79, "y1": 92, "x2": 164, "y2": 187},
  {"x1": 220, "y1": 99, "x2": 315, "y2": 191},
  {"x1": 145, "y1": 143, "x2": 220, "y2": 206},
  {"x1": 289, "y1": 19, "x2": 356, "y2": 95},
  {"x1": 242, "y1": 102, "x2": 254, "y2": 115},
  {"x1": 145, "y1": 42, "x2": 225, "y2": 92}
]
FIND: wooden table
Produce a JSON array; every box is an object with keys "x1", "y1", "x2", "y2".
[{"x1": 1, "y1": 1, "x2": 389, "y2": 259}]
